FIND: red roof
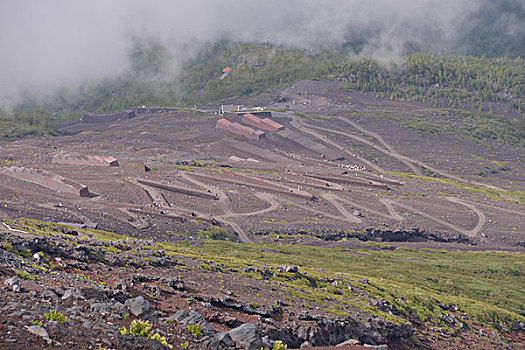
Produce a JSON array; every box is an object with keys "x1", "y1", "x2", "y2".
[{"x1": 222, "y1": 67, "x2": 232, "y2": 73}]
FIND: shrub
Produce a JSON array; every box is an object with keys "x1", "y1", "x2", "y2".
[
  {"x1": 119, "y1": 319, "x2": 172, "y2": 348},
  {"x1": 262, "y1": 340, "x2": 288, "y2": 350},
  {"x1": 15, "y1": 269, "x2": 35, "y2": 280},
  {"x1": 186, "y1": 324, "x2": 203, "y2": 338},
  {"x1": 44, "y1": 310, "x2": 67, "y2": 322},
  {"x1": 198, "y1": 226, "x2": 234, "y2": 241}
]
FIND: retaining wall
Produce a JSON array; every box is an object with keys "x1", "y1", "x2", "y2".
[
  {"x1": 0, "y1": 167, "x2": 91, "y2": 197},
  {"x1": 52, "y1": 153, "x2": 119, "y2": 167},
  {"x1": 82, "y1": 110, "x2": 136, "y2": 124}
]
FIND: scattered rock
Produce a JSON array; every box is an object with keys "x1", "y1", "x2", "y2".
[
  {"x1": 90, "y1": 302, "x2": 112, "y2": 315},
  {"x1": 283, "y1": 266, "x2": 299, "y2": 273},
  {"x1": 4, "y1": 276, "x2": 22, "y2": 293},
  {"x1": 62, "y1": 288, "x2": 85, "y2": 300},
  {"x1": 300, "y1": 341, "x2": 313, "y2": 348},
  {"x1": 337, "y1": 338, "x2": 362, "y2": 346},
  {"x1": 124, "y1": 296, "x2": 150, "y2": 317},
  {"x1": 228, "y1": 323, "x2": 262, "y2": 350},
  {"x1": 168, "y1": 309, "x2": 214, "y2": 336},
  {"x1": 27, "y1": 325, "x2": 52, "y2": 345},
  {"x1": 42, "y1": 289, "x2": 58, "y2": 300},
  {"x1": 217, "y1": 332, "x2": 234, "y2": 347},
  {"x1": 363, "y1": 344, "x2": 388, "y2": 350},
  {"x1": 170, "y1": 309, "x2": 190, "y2": 323},
  {"x1": 167, "y1": 277, "x2": 185, "y2": 291}
]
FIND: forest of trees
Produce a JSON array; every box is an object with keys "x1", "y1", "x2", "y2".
[{"x1": 1, "y1": 42, "x2": 523, "y2": 142}]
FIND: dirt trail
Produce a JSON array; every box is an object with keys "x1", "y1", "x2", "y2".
[
  {"x1": 335, "y1": 117, "x2": 506, "y2": 192},
  {"x1": 0, "y1": 221, "x2": 35, "y2": 239},
  {"x1": 378, "y1": 199, "x2": 406, "y2": 221},
  {"x1": 180, "y1": 168, "x2": 486, "y2": 238},
  {"x1": 179, "y1": 172, "x2": 253, "y2": 243},
  {"x1": 305, "y1": 123, "x2": 423, "y2": 175},
  {"x1": 325, "y1": 195, "x2": 403, "y2": 221},
  {"x1": 337, "y1": 118, "x2": 422, "y2": 175},
  {"x1": 127, "y1": 179, "x2": 170, "y2": 208},
  {"x1": 289, "y1": 201, "x2": 360, "y2": 224},
  {"x1": 1, "y1": 220, "x2": 95, "y2": 240},
  {"x1": 321, "y1": 193, "x2": 484, "y2": 237},
  {"x1": 475, "y1": 202, "x2": 525, "y2": 217},
  {"x1": 319, "y1": 193, "x2": 362, "y2": 223},
  {"x1": 219, "y1": 192, "x2": 280, "y2": 219},
  {"x1": 386, "y1": 198, "x2": 485, "y2": 237},
  {"x1": 444, "y1": 197, "x2": 486, "y2": 237},
  {"x1": 289, "y1": 118, "x2": 383, "y2": 172},
  {"x1": 303, "y1": 118, "x2": 508, "y2": 194}
]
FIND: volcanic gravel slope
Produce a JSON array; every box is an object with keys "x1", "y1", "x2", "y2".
[
  {"x1": 0, "y1": 80, "x2": 524, "y2": 349},
  {"x1": 1, "y1": 222, "x2": 524, "y2": 349},
  {"x1": 0, "y1": 82, "x2": 523, "y2": 250}
]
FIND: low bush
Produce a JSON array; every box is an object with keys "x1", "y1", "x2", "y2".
[{"x1": 119, "y1": 319, "x2": 172, "y2": 348}]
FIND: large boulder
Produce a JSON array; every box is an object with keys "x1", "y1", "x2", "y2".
[
  {"x1": 27, "y1": 325, "x2": 52, "y2": 345},
  {"x1": 62, "y1": 288, "x2": 85, "y2": 300},
  {"x1": 124, "y1": 296, "x2": 150, "y2": 317},
  {"x1": 167, "y1": 309, "x2": 214, "y2": 336},
  {"x1": 228, "y1": 323, "x2": 262, "y2": 350}
]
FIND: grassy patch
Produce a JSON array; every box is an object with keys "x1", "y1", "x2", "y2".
[
  {"x1": 294, "y1": 112, "x2": 329, "y2": 121},
  {"x1": 15, "y1": 269, "x2": 35, "y2": 280},
  {"x1": 166, "y1": 241, "x2": 525, "y2": 330},
  {"x1": 384, "y1": 171, "x2": 524, "y2": 204}
]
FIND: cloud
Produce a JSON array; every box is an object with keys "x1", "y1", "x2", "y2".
[{"x1": 0, "y1": 0, "x2": 522, "y2": 109}]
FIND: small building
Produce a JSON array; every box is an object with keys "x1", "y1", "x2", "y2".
[{"x1": 220, "y1": 105, "x2": 245, "y2": 115}]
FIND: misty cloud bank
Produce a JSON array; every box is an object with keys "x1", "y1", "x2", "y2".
[{"x1": 0, "y1": 0, "x2": 523, "y2": 109}]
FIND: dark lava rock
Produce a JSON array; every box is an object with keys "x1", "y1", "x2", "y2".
[{"x1": 228, "y1": 323, "x2": 262, "y2": 350}]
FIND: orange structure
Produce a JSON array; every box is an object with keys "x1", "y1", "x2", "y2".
[
  {"x1": 0, "y1": 167, "x2": 91, "y2": 197},
  {"x1": 216, "y1": 119, "x2": 266, "y2": 140},
  {"x1": 241, "y1": 113, "x2": 285, "y2": 132}
]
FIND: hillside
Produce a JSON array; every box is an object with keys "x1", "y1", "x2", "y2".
[
  {"x1": 0, "y1": 42, "x2": 524, "y2": 349},
  {"x1": 1, "y1": 44, "x2": 524, "y2": 140}
]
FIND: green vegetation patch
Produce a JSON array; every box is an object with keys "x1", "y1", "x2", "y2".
[
  {"x1": 44, "y1": 310, "x2": 67, "y2": 322},
  {"x1": 120, "y1": 319, "x2": 172, "y2": 348},
  {"x1": 0, "y1": 110, "x2": 57, "y2": 139},
  {"x1": 385, "y1": 171, "x2": 525, "y2": 204},
  {"x1": 168, "y1": 241, "x2": 525, "y2": 331}
]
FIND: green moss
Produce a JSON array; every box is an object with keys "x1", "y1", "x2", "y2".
[{"x1": 15, "y1": 269, "x2": 35, "y2": 280}]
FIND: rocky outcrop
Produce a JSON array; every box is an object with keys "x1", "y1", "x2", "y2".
[
  {"x1": 258, "y1": 227, "x2": 474, "y2": 244},
  {"x1": 264, "y1": 314, "x2": 414, "y2": 348},
  {"x1": 167, "y1": 309, "x2": 215, "y2": 337},
  {"x1": 209, "y1": 297, "x2": 274, "y2": 317}
]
